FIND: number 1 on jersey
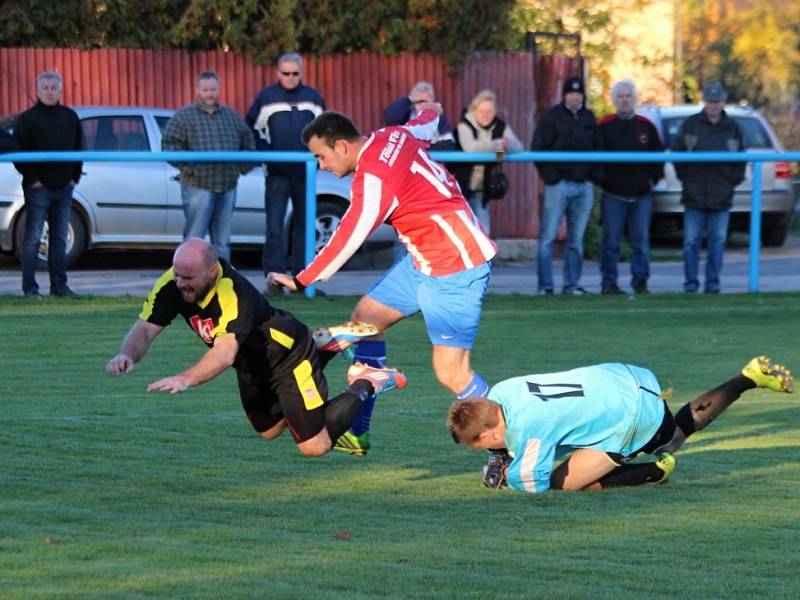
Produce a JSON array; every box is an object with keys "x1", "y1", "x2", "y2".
[
  {"x1": 410, "y1": 149, "x2": 453, "y2": 198},
  {"x1": 526, "y1": 381, "x2": 585, "y2": 402}
]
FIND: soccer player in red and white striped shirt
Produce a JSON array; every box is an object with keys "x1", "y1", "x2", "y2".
[{"x1": 269, "y1": 108, "x2": 496, "y2": 454}]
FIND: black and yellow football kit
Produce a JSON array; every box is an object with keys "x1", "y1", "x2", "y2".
[{"x1": 139, "y1": 259, "x2": 329, "y2": 442}]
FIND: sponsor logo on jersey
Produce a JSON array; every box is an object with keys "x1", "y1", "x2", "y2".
[
  {"x1": 189, "y1": 315, "x2": 216, "y2": 343},
  {"x1": 379, "y1": 130, "x2": 406, "y2": 167}
]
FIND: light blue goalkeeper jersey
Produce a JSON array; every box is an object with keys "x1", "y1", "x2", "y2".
[{"x1": 488, "y1": 363, "x2": 665, "y2": 494}]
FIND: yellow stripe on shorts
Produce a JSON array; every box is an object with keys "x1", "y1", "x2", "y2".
[
  {"x1": 293, "y1": 360, "x2": 323, "y2": 410},
  {"x1": 270, "y1": 328, "x2": 294, "y2": 350}
]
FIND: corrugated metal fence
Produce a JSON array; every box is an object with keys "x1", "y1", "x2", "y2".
[{"x1": 0, "y1": 48, "x2": 582, "y2": 238}]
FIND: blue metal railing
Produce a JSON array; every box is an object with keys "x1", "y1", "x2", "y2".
[{"x1": 5, "y1": 150, "x2": 799, "y2": 296}]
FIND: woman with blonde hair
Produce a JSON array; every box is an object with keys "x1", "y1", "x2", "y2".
[{"x1": 454, "y1": 89, "x2": 523, "y2": 234}]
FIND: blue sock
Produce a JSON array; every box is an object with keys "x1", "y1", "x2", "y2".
[
  {"x1": 457, "y1": 372, "x2": 490, "y2": 400},
  {"x1": 349, "y1": 340, "x2": 386, "y2": 436}
]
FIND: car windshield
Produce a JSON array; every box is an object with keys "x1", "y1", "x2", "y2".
[{"x1": 663, "y1": 115, "x2": 773, "y2": 150}]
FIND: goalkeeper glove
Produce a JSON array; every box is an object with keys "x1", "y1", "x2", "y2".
[{"x1": 482, "y1": 450, "x2": 511, "y2": 489}]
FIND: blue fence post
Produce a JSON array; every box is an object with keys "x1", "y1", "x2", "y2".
[
  {"x1": 304, "y1": 159, "x2": 317, "y2": 299},
  {"x1": 748, "y1": 161, "x2": 763, "y2": 293}
]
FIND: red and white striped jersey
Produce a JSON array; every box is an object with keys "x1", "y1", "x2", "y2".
[{"x1": 296, "y1": 110, "x2": 497, "y2": 287}]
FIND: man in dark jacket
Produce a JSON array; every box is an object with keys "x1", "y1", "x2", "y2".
[
  {"x1": 246, "y1": 53, "x2": 326, "y2": 294},
  {"x1": 672, "y1": 83, "x2": 745, "y2": 293},
  {"x1": 598, "y1": 79, "x2": 664, "y2": 295},
  {"x1": 13, "y1": 71, "x2": 83, "y2": 299},
  {"x1": 531, "y1": 76, "x2": 603, "y2": 295}
]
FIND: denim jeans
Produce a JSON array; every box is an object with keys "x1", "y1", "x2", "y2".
[
  {"x1": 262, "y1": 174, "x2": 306, "y2": 275},
  {"x1": 537, "y1": 180, "x2": 594, "y2": 293},
  {"x1": 682, "y1": 206, "x2": 730, "y2": 293},
  {"x1": 21, "y1": 183, "x2": 73, "y2": 295},
  {"x1": 181, "y1": 184, "x2": 236, "y2": 263},
  {"x1": 600, "y1": 192, "x2": 652, "y2": 289},
  {"x1": 466, "y1": 190, "x2": 491, "y2": 235}
]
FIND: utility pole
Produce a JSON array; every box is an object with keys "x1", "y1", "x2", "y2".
[{"x1": 673, "y1": 0, "x2": 683, "y2": 103}]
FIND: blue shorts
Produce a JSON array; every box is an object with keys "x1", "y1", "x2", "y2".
[{"x1": 367, "y1": 254, "x2": 491, "y2": 349}]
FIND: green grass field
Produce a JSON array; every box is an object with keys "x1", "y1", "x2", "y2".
[{"x1": 2, "y1": 293, "x2": 799, "y2": 598}]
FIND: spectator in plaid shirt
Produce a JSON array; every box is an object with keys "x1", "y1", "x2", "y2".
[{"x1": 162, "y1": 71, "x2": 255, "y2": 262}]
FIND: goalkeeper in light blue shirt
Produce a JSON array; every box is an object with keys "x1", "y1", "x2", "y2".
[{"x1": 447, "y1": 356, "x2": 794, "y2": 493}]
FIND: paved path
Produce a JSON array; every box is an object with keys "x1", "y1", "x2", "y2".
[{"x1": 1, "y1": 235, "x2": 798, "y2": 297}]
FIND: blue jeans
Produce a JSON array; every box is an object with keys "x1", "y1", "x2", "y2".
[
  {"x1": 682, "y1": 206, "x2": 730, "y2": 293},
  {"x1": 600, "y1": 192, "x2": 652, "y2": 289},
  {"x1": 181, "y1": 184, "x2": 236, "y2": 263},
  {"x1": 537, "y1": 180, "x2": 594, "y2": 293},
  {"x1": 21, "y1": 184, "x2": 73, "y2": 295},
  {"x1": 466, "y1": 190, "x2": 491, "y2": 235},
  {"x1": 262, "y1": 174, "x2": 306, "y2": 275}
]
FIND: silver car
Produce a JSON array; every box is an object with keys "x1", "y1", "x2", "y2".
[
  {"x1": 639, "y1": 104, "x2": 795, "y2": 246},
  {"x1": 0, "y1": 106, "x2": 394, "y2": 266}
]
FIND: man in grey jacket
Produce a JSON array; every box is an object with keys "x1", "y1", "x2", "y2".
[{"x1": 672, "y1": 83, "x2": 745, "y2": 293}]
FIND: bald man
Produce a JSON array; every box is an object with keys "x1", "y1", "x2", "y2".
[{"x1": 106, "y1": 239, "x2": 406, "y2": 457}]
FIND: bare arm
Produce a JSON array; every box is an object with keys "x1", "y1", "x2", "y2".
[
  {"x1": 106, "y1": 319, "x2": 164, "y2": 376},
  {"x1": 266, "y1": 271, "x2": 298, "y2": 292},
  {"x1": 146, "y1": 334, "x2": 239, "y2": 394}
]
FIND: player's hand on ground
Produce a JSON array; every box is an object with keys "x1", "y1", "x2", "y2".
[
  {"x1": 147, "y1": 375, "x2": 189, "y2": 394},
  {"x1": 106, "y1": 354, "x2": 135, "y2": 376},
  {"x1": 267, "y1": 272, "x2": 298, "y2": 293},
  {"x1": 483, "y1": 451, "x2": 511, "y2": 489}
]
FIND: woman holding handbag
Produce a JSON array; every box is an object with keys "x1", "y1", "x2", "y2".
[{"x1": 454, "y1": 89, "x2": 523, "y2": 235}]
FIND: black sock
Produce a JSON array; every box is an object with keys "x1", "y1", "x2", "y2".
[
  {"x1": 599, "y1": 462, "x2": 668, "y2": 488},
  {"x1": 323, "y1": 380, "x2": 373, "y2": 441},
  {"x1": 683, "y1": 374, "x2": 755, "y2": 434}
]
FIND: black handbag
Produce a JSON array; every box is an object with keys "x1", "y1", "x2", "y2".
[{"x1": 484, "y1": 163, "x2": 510, "y2": 200}]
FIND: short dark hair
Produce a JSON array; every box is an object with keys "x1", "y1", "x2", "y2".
[
  {"x1": 301, "y1": 111, "x2": 362, "y2": 148},
  {"x1": 196, "y1": 70, "x2": 219, "y2": 84}
]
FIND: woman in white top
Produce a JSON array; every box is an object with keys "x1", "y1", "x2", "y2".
[{"x1": 455, "y1": 89, "x2": 523, "y2": 235}]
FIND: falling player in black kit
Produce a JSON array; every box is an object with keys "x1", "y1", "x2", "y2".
[{"x1": 106, "y1": 238, "x2": 406, "y2": 457}]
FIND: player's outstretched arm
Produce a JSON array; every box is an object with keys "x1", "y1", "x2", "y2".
[
  {"x1": 147, "y1": 334, "x2": 239, "y2": 394},
  {"x1": 106, "y1": 320, "x2": 163, "y2": 376},
  {"x1": 267, "y1": 272, "x2": 298, "y2": 293}
]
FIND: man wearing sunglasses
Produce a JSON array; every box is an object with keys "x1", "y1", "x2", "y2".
[{"x1": 246, "y1": 53, "x2": 326, "y2": 296}]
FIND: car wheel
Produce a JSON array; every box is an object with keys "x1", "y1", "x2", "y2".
[
  {"x1": 761, "y1": 214, "x2": 789, "y2": 247},
  {"x1": 13, "y1": 205, "x2": 87, "y2": 269},
  {"x1": 314, "y1": 199, "x2": 347, "y2": 254}
]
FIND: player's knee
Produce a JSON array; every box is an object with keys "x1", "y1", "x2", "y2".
[
  {"x1": 296, "y1": 442, "x2": 329, "y2": 457},
  {"x1": 296, "y1": 432, "x2": 332, "y2": 457},
  {"x1": 259, "y1": 420, "x2": 286, "y2": 440}
]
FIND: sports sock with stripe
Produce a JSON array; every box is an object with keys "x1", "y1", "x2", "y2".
[
  {"x1": 349, "y1": 340, "x2": 387, "y2": 436},
  {"x1": 457, "y1": 371, "x2": 490, "y2": 400}
]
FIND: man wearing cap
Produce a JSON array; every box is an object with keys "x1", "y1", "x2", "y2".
[
  {"x1": 671, "y1": 83, "x2": 745, "y2": 294},
  {"x1": 531, "y1": 76, "x2": 603, "y2": 296}
]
